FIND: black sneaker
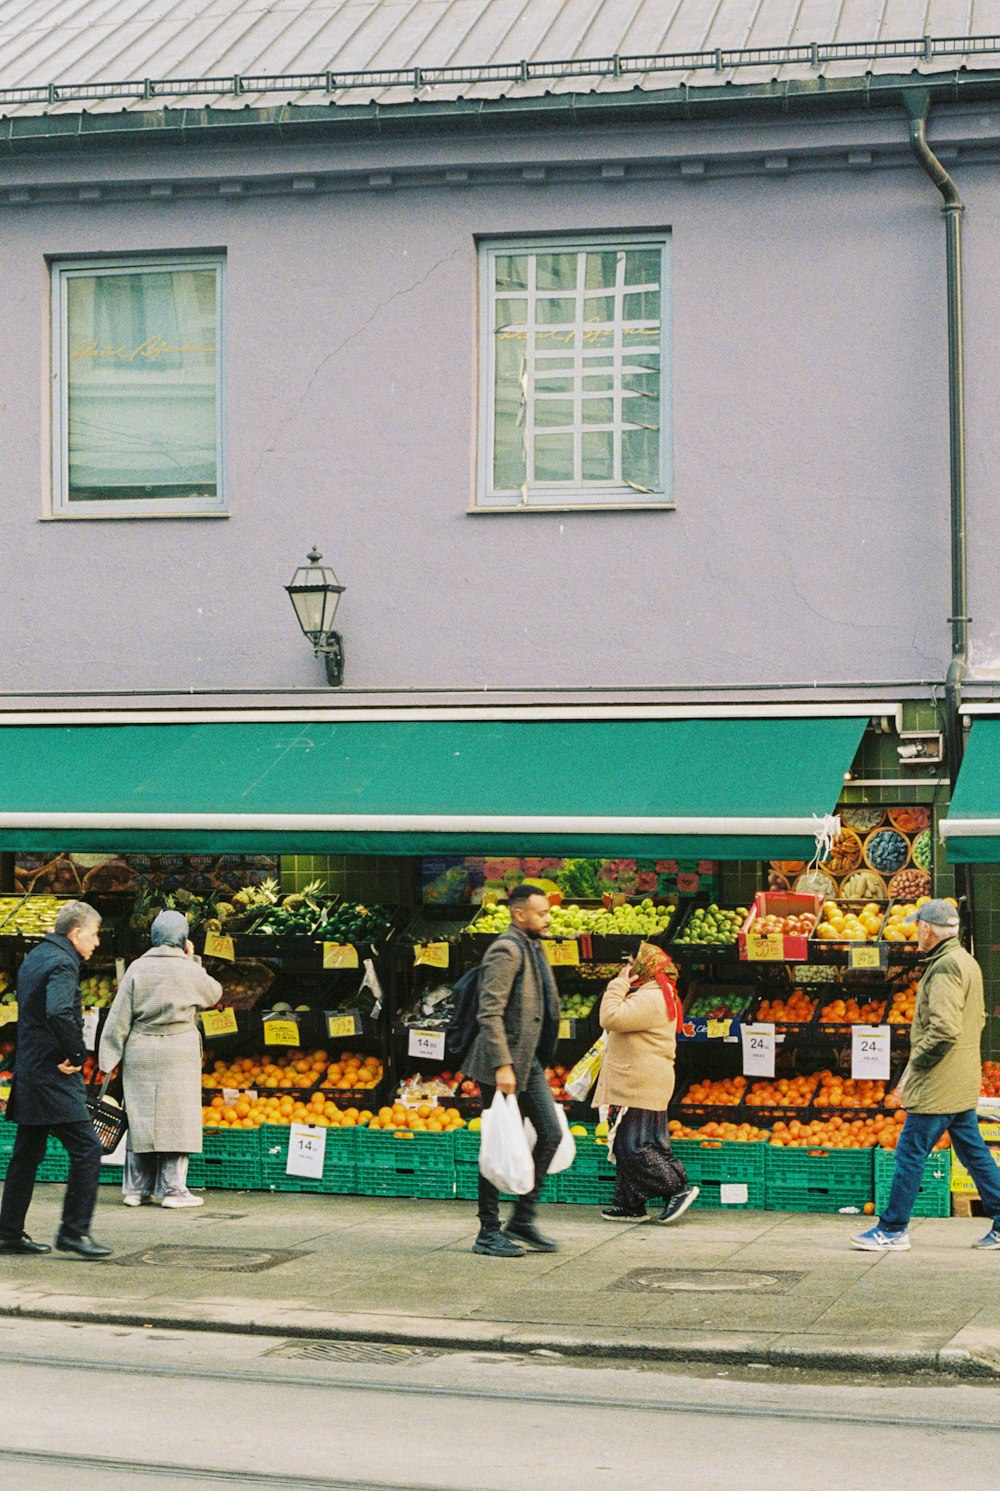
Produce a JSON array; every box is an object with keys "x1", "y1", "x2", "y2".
[
  {"x1": 504, "y1": 1218, "x2": 558, "y2": 1252},
  {"x1": 472, "y1": 1229, "x2": 525, "y2": 1257},
  {"x1": 601, "y1": 1206, "x2": 647, "y2": 1222},
  {"x1": 655, "y1": 1186, "x2": 700, "y2": 1224}
]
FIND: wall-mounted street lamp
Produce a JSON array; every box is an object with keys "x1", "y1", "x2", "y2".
[{"x1": 285, "y1": 548, "x2": 346, "y2": 687}]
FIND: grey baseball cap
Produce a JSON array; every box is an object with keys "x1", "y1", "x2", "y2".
[{"x1": 903, "y1": 898, "x2": 959, "y2": 927}]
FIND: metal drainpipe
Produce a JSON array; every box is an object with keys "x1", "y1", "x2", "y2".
[
  {"x1": 903, "y1": 91, "x2": 969, "y2": 786},
  {"x1": 904, "y1": 90, "x2": 972, "y2": 937}
]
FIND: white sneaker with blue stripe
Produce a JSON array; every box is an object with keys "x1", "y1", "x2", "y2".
[
  {"x1": 850, "y1": 1224, "x2": 911, "y2": 1251},
  {"x1": 971, "y1": 1226, "x2": 1000, "y2": 1250}
]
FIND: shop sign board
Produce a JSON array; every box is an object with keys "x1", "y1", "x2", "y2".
[
  {"x1": 286, "y1": 1123, "x2": 326, "y2": 1179},
  {"x1": 263, "y1": 1017, "x2": 299, "y2": 1046},
  {"x1": 326, "y1": 1012, "x2": 360, "y2": 1039},
  {"x1": 201, "y1": 1008, "x2": 239, "y2": 1038},
  {"x1": 741, "y1": 1023, "x2": 776, "y2": 1077},
  {"x1": 851, "y1": 1025, "x2": 891, "y2": 1080},
  {"x1": 322, "y1": 943, "x2": 359, "y2": 970},
  {"x1": 408, "y1": 1028, "x2": 446, "y2": 1061},
  {"x1": 413, "y1": 943, "x2": 450, "y2": 968}
]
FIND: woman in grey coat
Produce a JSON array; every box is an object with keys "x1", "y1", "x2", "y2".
[{"x1": 98, "y1": 911, "x2": 222, "y2": 1209}]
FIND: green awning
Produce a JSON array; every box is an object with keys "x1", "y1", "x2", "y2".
[
  {"x1": 942, "y1": 719, "x2": 1000, "y2": 862},
  {"x1": 0, "y1": 716, "x2": 866, "y2": 858}
]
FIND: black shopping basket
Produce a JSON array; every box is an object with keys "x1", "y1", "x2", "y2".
[{"x1": 85, "y1": 1077, "x2": 128, "y2": 1154}]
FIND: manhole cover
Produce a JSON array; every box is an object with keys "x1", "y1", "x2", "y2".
[
  {"x1": 262, "y1": 1340, "x2": 439, "y2": 1364},
  {"x1": 110, "y1": 1245, "x2": 309, "y2": 1273},
  {"x1": 611, "y1": 1268, "x2": 804, "y2": 1294},
  {"x1": 191, "y1": 1212, "x2": 247, "y2": 1221}
]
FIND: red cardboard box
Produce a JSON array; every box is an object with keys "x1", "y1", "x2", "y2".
[{"x1": 738, "y1": 892, "x2": 822, "y2": 963}]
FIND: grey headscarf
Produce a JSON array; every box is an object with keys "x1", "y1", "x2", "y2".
[{"x1": 150, "y1": 909, "x2": 189, "y2": 949}]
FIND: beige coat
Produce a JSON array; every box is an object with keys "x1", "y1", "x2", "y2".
[
  {"x1": 593, "y1": 972, "x2": 677, "y2": 1111},
  {"x1": 98, "y1": 947, "x2": 222, "y2": 1153},
  {"x1": 905, "y1": 937, "x2": 985, "y2": 1114}
]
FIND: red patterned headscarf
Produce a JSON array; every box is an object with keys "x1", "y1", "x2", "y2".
[{"x1": 629, "y1": 941, "x2": 682, "y2": 1025}]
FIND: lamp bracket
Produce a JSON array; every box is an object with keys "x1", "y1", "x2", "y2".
[{"x1": 314, "y1": 631, "x2": 344, "y2": 688}]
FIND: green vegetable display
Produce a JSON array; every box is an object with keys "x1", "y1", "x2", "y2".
[{"x1": 673, "y1": 905, "x2": 748, "y2": 946}]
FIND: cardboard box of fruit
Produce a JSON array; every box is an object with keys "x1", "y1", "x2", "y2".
[{"x1": 738, "y1": 893, "x2": 822, "y2": 962}]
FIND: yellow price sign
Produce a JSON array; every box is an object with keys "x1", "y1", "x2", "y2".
[
  {"x1": 0, "y1": 1004, "x2": 17, "y2": 1027},
  {"x1": 744, "y1": 932, "x2": 785, "y2": 962},
  {"x1": 849, "y1": 944, "x2": 885, "y2": 970},
  {"x1": 414, "y1": 942, "x2": 450, "y2": 968},
  {"x1": 542, "y1": 939, "x2": 580, "y2": 967},
  {"x1": 326, "y1": 1013, "x2": 359, "y2": 1038},
  {"x1": 706, "y1": 1018, "x2": 733, "y2": 1039},
  {"x1": 203, "y1": 932, "x2": 235, "y2": 962},
  {"x1": 201, "y1": 1007, "x2": 238, "y2": 1037},
  {"x1": 263, "y1": 1018, "x2": 300, "y2": 1046},
  {"x1": 322, "y1": 943, "x2": 359, "y2": 970},
  {"x1": 557, "y1": 1019, "x2": 572, "y2": 1041}
]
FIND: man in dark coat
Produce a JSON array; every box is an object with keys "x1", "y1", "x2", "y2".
[
  {"x1": 0, "y1": 900, "x2": 112, "y2": 1257},
  {"x1": 462, "y1": 884, "x2": 563, "y2": 1257}
]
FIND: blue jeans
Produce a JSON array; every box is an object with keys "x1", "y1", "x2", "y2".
[{"x1": 881, "y1": 1109, "x2": 1000, "y2": 1232}]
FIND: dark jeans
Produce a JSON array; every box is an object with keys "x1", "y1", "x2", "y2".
[
  {"x1": 0, "y1": 1120, "x2": 103, "y2": 1241},
  {"x1": 477, "y1": 1059, "x2": 562, "y2": 1231},
  {"x1": 881, "y1": 1109, "x2": 1000, "y2": 1231}
]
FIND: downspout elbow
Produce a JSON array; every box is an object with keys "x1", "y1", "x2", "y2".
[{"x1": 904, "y1": 89, "x2": 962, "y2": 208}]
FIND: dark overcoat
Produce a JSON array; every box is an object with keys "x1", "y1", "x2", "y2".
[
  {"x1": 461, "y1": 928, "x2": 561, "y2": 1092},
  {"x1": 7, "y1": 933, "x2": 89, "y2": 1126}
]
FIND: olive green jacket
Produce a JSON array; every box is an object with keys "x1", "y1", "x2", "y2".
[{"x1": 904, "y1": 937, "x2": 984, "y2": 1114}]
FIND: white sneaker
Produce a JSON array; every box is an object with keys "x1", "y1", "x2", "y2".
[
  {"x1": 122, "y1": 1195, "x2": 150, "y2": 1207},
  {"x1": 160, "y1": 1193, "x2": 204, "y2": 1209}
]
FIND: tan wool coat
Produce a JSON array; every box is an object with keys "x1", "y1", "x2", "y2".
[
  {"x1": 593, "y1": 971, "x2": 677, "y2": 1112},
  {"x1": 98, "y1": 947, "x2": 222, "y2": 1154},
  {"x1": 904, "y1": 936, "x2": 985, "y2": 1114}
]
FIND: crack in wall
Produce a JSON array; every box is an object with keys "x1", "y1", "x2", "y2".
[{"x1": 248, "y1": 244, "x2": 465, "y2": 482}]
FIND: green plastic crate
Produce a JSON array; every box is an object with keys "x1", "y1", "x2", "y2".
[
  {"x1": 260, "y1": 1123, "x2": 357, "y2": 1194},
  {"x1": 361, "y1": 1169, "x2": 456, "y2": 1199},
  {"x1": 36, "y1": 1138, "x2": 70, "y2": 1184},
  {"x1": 356, "y1": 1128, "x2": 455, "y2": 1172},
  {"x1": 874, "y1": 1145, "x2": 951, "y2": 1218},
  {"x1": 563, "y1": 1128, "x2": 616, "y2": 1178},
  {"x1": 0, "y1": 1123, "x2": 16, "y2": 1180},
  {"x1": 765, "y1": 1145, "x2": 874, "y2": 1213},
  {"x1": 671, "y1": 1137, "x2": 767, "y2": 1209},
  {"x1": 553, "y1": 1170, "x2": 617, "y2": 1206},
  {"x1": 188, "y1": 1127, "x2": 263, "y2": 1191}
]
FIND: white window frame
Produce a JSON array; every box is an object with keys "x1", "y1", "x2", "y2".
[
  {"x1": 49, "y1": 253, "x2": 226, "y2": 519},
  {"x1": 475, "y1": 232, "x2": 672, "y2": 512}
]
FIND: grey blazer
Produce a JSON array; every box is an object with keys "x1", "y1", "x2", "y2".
[{"x1": 461, "y1": 929, "x2": 560, "y2": 1092}]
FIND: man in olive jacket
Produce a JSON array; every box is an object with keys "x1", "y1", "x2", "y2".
[
  {"x1": 851, "y1": 899, "x2": 1000, "y2": 1251},
  {"x1": 0, "y1": 901, "x2": 111, "y2": 1258},
  {"x1": 462, "y1": 884, "x2": 562, "y2": 1257}
]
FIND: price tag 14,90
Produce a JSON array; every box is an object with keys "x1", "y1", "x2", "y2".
[
  {"x1": 851, "y1": 1024, "x2": 891, "y2": 1081},
  {"x1": 741, "y1": 1022, "x2": 776, "y2": 1078},
  {"x1": 286, "y1": 1123, "x2": 327, "y2": 1179},
  {"x1": 408, "y1": 1028, "x2": 446, "y2": 1062}
]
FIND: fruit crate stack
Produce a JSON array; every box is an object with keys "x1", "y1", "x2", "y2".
[
  {"x1": 764, "y1": 1144, "x2": 874, "y2": 1213},
  {"x1": 188, "y1": 1127, "x2": 263, "y2": 1191},
  {"x1": 355, "y1": 1128, "x2": 456, "y2": 1199},
  {"x1": 0, "y1": 1124, "x2": 16, "y2": 1181},
  {"x1": 453, "y1": 1127, "x2": 559, "y2": 1203},
  {"x1": 260, "y1": 1123, "x2": 357, "y2": 1194},
  {"x1": 874, "y1": 1146, "x2": 951, "y2": 1217},
  {"x1": 670, "y1": 1137, "x2": 767, "y2": 1210},
  {"x1": 554, "y1": 1126, "x2": 617, "y2": 1205}
]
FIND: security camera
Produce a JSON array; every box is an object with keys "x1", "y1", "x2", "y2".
[{"x1": 897, "y1": 742, "x2": 923, "y2": 760}]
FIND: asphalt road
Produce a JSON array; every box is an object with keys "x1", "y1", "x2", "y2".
[{"x1": 1, "y1": 1319, "x2": 997, "y2": 1490}]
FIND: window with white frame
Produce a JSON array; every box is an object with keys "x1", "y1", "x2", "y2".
[
  {"x1": 477, "y1": 235, "x2": 670, "y2": 509},
  {"x1": 51, "y1": 255, "x2": 225, "y2": 517}
]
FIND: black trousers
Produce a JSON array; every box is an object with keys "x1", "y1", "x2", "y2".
[
  {"x1": 0, "y1": 1120, "x2": 103, "y2": 1241},
  {"x1": 477, "y1": 1058, "x2": 563, "y2": 1230}
]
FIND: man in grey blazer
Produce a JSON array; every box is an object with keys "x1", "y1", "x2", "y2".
[{"x1": 462, "y1": 884, "x2": 563, "y2": 1256}]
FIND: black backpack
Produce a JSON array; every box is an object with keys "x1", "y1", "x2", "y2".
[{"x1": 445, "y1": 964, "x2": 482, "y2": 1061}]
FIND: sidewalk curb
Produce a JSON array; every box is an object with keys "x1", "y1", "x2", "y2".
[{"x1": 2, "y1": 1298, "x2": 998, "y2": 1379}]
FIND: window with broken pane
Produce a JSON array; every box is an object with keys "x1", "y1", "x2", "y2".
[{"x1": 480, "y1": 237, "x2": 668, "y2": 507}]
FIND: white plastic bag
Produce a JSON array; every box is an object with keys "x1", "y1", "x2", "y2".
[
  {"x1": 479, "y1": 1091, "x2": 535, "y2": 1194},
  {"x1": 523, "y1": 1102, "x2": 576, "y2": 1175}
]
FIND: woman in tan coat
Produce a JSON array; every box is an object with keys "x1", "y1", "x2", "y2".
[{"x1": 594, "y1": 942, "x2": 698, "y2": 1224}]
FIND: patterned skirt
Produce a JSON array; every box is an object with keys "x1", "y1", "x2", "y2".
[{"x1": 608, "y1": 1105, "x2": 688, "y2": 1210}]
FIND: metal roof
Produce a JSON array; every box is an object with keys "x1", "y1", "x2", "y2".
[{"x1": 3, "y1": 1, "x2": 1000, "y2": 120}]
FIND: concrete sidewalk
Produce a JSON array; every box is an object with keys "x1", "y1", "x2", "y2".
[{"x1": 2, "y1": 1188, "x2": 1000, "y2": 1378}]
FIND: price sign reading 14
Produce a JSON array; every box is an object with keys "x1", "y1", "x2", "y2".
[
  {"x1": 408, "y1": 1028, "x2": 446, "y2": 1061},
  {"x1": 851, "y1": 1025, "x2": 891, "y2": 1081}
]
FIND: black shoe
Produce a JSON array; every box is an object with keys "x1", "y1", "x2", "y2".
[
  {"x1": 55, "y1": 1232, "x2": 113, "y2": 1259},
  {"x1": 601, "y1": 1206, "x2": 647, "y2": 1222},
  {"x1": 504, "y1": 1218, "x2": 558, "y2": 1252},
  {"x1": 472, "y1": 1228, "x2": 525, "y2": 1257},
  {"x1": 655, "y1": 1186, "x2": 700, "y2": 1225},
  {"x1": 0, "y1": 1232, "x2": 52, "y2": 1255}
]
